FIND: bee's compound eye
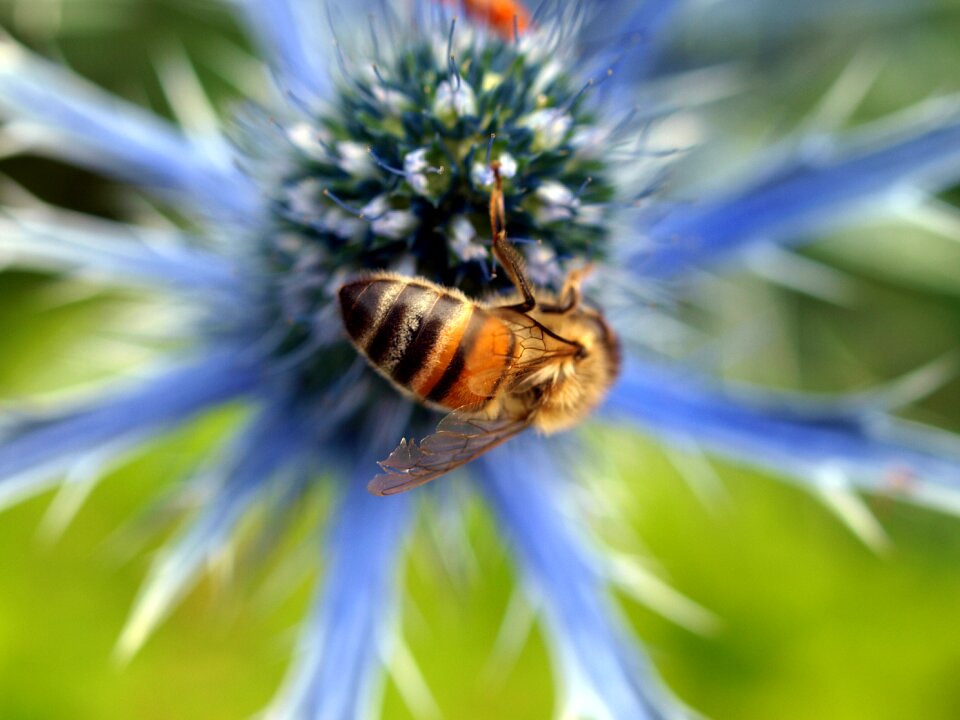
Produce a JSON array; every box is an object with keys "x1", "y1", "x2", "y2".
[{"x1": 575, "y1": 346, "x2": 588, "y2": 360}]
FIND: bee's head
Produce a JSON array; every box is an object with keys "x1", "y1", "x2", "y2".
[{"x1": 530, "y1": 310, "x2": 621, "y2": 434}]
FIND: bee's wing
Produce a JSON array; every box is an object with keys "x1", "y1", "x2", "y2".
[
  {"x1": 368, "y1": 412, "x2": 531, "y2": 496},
  {"x1": 460, "y1": 307, "x2": 578, "y2": 397}
]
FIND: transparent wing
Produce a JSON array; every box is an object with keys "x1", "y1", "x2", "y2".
[
  {"x1": 460, "y1": 307, "x2": 579, "y2": 397},
  {"x1": 368, "y1": 412, "x2": 531, "y2": 496}
]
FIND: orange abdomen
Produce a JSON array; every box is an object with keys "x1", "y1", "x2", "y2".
[{"x1": 339, "y1": 277, "x2": 517, "y2": 410}]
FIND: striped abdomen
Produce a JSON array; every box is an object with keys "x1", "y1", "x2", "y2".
[{"x1": 338, "y1": 275, "x2": 517, "y2": 410}]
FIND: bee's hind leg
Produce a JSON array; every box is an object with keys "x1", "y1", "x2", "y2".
[
  {"x1": 492, "y1": 230, "x2": 537, "y2": 313},
  {"x1": 489, "y1": 161, "x2": 537, "y2": 313}
]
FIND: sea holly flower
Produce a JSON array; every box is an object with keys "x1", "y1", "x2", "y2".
[{"x1": 1, "y1": 1, "x2": 960, "y2": 718}]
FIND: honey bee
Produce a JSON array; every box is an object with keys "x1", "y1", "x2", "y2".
[{"x1": 338, "y1": 163, "x2": 620, "y2": 495}]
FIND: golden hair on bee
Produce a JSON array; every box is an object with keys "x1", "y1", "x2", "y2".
[{"x1": 337, "y1": 162, "x2": 620, "y2": 495}]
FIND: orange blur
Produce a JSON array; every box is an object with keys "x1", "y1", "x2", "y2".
[{"x1": 439, "y1": 0, "x2": 531, "y2": 38}]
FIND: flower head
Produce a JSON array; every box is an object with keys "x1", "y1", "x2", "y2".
[{"x1": 2, "y1": 1, "x2": 960, "y2": 717}]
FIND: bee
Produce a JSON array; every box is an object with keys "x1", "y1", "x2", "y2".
[{"x1": 338, "y1": 163, "x2": 620, "y2": 495}]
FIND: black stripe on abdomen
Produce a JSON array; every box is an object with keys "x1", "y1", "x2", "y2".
[
  {"x1": 391, "y1": 293, "x2": 464, "y2": 386},
  {"x1": 339, "y1": 278, "x2": 399, "y2": 345},
  {"x1": 426, "y1": 307, "x2": 485, "y2": 404},
  {"x1": 365, "y1": 283, "x2": 437, "y2": 368}
]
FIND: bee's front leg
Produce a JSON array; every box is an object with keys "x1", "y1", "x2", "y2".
[{"x1": 540, "y1": 263, "x2": 593, "y2": 314}]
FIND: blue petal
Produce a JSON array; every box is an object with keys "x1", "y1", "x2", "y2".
[
  {"x1": 240, "y1": 0, "x2": 332, "y2": 100},
  {"x1": 477, "y1": 441, "x2": 678, "y2": 720},
  {"x1": 0, "y1": 346, "x2": 260, "y2": 507},
  {"x1": 634, "y1": 106, "x2": 960, "y2": 278},
  {"x1": 0, "y1": 209, "x2": 240, "y2": 291},
  {"x1": 606, "y1": 358, "x2": 960, "y2": 497},
  {"x1": 266, "y1": 473, "x2": 411, "y2": 720},
  {"x1": 0, "y1": 40, "x2": 260, "y2": 219},
  {"x1": 577, "y1": 0, "x2": 680, "y2": 81},
  {"x1": 118, "y1": 400, "x2": 307, "y2": 657}
]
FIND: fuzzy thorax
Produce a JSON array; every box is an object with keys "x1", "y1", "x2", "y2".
[{"x1": 521, "y1": 301, "x2": 621, "y2": 434}]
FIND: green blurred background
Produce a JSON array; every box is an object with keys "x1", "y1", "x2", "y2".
[{"x1": 1, "y1": 1, "x2": 960, "y2": 718}]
